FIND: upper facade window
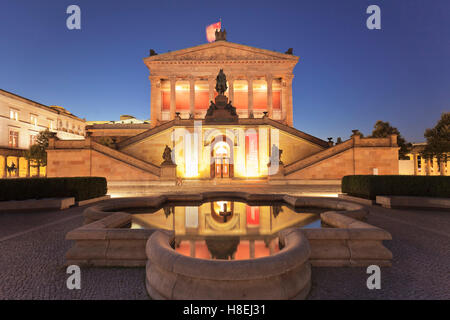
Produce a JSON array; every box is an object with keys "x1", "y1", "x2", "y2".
[
  {"x1": 9, "y1": 109, "x2": 19, "y2": 121},
  {"x1": 30, "y1": 114, "x2": 38, "y2": 127},
  {"x1": 30, "y1": 134, "x2": 37, "y2": 146},
  {"x1": 47, "y1": 119, "x2": 55, "y2": 130},
  {"x1": 9, "y1": 130, "x2": 19, "y2": 148}
]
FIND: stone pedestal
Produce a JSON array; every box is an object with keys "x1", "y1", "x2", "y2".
[
  {"x1": 267, "y1": 162, "x2": 285, "y2": 180},
  {"x1": 160, "y1": 163, "x2": 177, "y2": 180},
  {"x1": 204, "y1": 94, "x2": 238, "y2": 123}
]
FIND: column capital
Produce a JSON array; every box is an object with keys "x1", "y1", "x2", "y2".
[
  {"x1": 188, "y1": 75, "x2": 196, "y2": 83},
  {"x1": 265, "y1": 73, "x2": 273, "y2": 82},
  {"x1": 149, "y1": 75, "x2": 161, "y2": 83},
  {"x1": 246, "y1": 74, "x2": 255, "y2": 82},
  {"x1": 282, "y1": 74, "x2": 294, "y2": 82}
]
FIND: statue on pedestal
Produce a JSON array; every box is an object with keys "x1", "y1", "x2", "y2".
[
  {"x1": 162, "y1": 145, "x2": 174, "y2": 165},
  {"x1": 215, "y1": 69, "x2": 228, "y2": 95},
  {"x1": 204, "y1": 70, "x2": 239, "y2": 123}
]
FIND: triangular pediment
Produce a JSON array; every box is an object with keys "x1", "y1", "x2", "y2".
[{"x1": 144, "y1": 41, "x2": 298, "y2": 62}]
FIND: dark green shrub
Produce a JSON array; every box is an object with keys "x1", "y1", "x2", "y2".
[
  {"x1": 0, "y1": 177, "x2": 107, "y2": 202},
  {"x1": 342, "y1": 175, "x2": 450, "y2": 200}
]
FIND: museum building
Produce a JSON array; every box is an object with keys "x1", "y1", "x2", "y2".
[{"x1": 46, "y1": 30, "x2": 399, "y2": 184}]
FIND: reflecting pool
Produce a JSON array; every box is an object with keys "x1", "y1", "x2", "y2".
[{"x1": 127, "y1": 200, "x2": 326, "y2": 260}]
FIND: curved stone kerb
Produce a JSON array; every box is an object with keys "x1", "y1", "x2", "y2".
[{"x1": 146, "y1": 228, "x2": 310, "y2": 281}]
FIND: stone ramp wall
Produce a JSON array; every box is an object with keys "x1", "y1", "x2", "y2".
[
  {"x1": 285, "y1": 135, "x2": 399, "y2": 179},
  {"x1": 47, "y1": 137, "x2": 161, "y2": 181}
]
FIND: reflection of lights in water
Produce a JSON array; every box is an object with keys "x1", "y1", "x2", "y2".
[{"x1": 214, "y1": 201, "x2": 230, "y2": 214}]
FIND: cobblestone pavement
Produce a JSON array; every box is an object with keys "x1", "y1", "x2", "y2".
[
  {"x1": 308, "y1": 206, "x2": 450, "y2": 300},
  {"x1": 0, "y1": 195, "x2": 449, "y2": 300}
]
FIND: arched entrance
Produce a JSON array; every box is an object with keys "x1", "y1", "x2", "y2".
[{"x1": 210, "y1": 136, "x2": 234, "y2": 178}]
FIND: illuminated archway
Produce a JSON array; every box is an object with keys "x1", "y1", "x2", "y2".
[{"x1": 210, "y1": 135, "x2": 234, "y2": 178}]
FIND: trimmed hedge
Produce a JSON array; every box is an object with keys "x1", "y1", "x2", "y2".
[
  {"x1": 342, "y1": 175, "x2": 450, "y2": 200},
  {"x1": 0, "y1": 177, "x2": 107, "y2": 202}
]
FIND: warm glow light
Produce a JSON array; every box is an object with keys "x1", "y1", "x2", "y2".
[
  {"x1": 184, "y1": 132, "x2": 199, "y2": 177},
  {"x1": 213, "y1": 201, "x2": 231, "y2": 214}
]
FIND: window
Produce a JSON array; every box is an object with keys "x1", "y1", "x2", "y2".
[
  {"x1": 9, "y1": 130, "x2": 19, "y2": 148},
  {"x1": 417, "y1": 155, "x2": 421, "y2": 170},
  {"x1": 10, "y1": 109, "x2": 19, "y2": 121},
  {"x1": 49, "y1": 119, "x2": 55, "y2": 130},
  {"x1": 30, "y1": 114, "x2": 38, "y2": 127},
  {"x1": 30, "y1": 134, "x2": 37, "y2": 146}
]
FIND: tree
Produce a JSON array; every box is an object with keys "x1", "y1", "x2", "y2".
[
  {"x1": 98, "y1": 136, "x2": 116, "y2": 148},
  {"x1": 24, "y1": 129, "x2": 53, "y2": 177},
  {"x1": 370, "y1": 120, "x2": 412, "y2": 160},
  {"x1": 421, "y1": 112, "x2": 450, "y2": 175}
]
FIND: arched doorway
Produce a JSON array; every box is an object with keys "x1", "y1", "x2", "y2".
[{"x1": 210, "y1": 136, "x2": 234, "y2": 178}]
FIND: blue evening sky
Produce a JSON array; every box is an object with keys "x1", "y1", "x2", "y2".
[{"x1": 0, "y1": 0, "x2": 448, "y2": 142}]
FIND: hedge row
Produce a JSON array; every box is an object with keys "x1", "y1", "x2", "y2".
[
  {"x1": 342, "y1": 175, "x2": 450, "y2": 200},
  {"x1": 0, "y1": 177, "x2": 107, "y2": 202}
]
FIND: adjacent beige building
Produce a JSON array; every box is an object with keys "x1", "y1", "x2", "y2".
[
  {"x1": 399, "y1": 143, "x2": 449, "y2": 176},
  {"x1": 0, "y1": 89, "x2": 85, "y2": 177}
]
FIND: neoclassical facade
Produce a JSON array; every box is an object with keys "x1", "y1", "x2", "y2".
[
  {"x1": 47, "y1": 31, "x2": 400, "y2": 185},
  {"x1": 145, "y1": 34, "x2": 297, "y2": 126}
]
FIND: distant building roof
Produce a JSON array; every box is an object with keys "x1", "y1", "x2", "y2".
[
  {"x1": 0, "y1": 89, "x2": 84, "y2": 122},
  {"x1": 87, "y1": 115, "x2": 149, "y2": 125}
]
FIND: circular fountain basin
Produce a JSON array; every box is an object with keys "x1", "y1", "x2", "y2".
[{"x1": 145, "y1": 228, "x2": 311, "y2": 300}]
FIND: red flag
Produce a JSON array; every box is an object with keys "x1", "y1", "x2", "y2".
[{"x1": 206, "y1": 21, "x2": 221, "y2": 43}]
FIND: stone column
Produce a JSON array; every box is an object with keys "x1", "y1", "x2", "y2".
[
  {"x1": 247, "y1": 76, "x2": 254, "y2": 118},
  {"x1": 281, "y1": 75, "x2": 294, "y2": 126},
  {"x1": 228, "y1": 75, "x2": 234, "y2": 102},
  {"x1": 169, "y1": 76, "x2": 177, "y2": 120},
  {"x1": 190, "y1": 240, "x2": 196, "y2": 258},
  {"x1": 208, "y1": 76, "x2": 215, "y2": 101},
  {"x1": 15, "y1": 157, "x2": 19, "y2": 177},
  {"x1": 249, "y1": 240, "x2": 255, "y2": 258},
  {"x1": 3, "y1": 156, "x2": 7, "y2": 178},
  {"x1": 150, "y1": 76, "x2": 161, "y2": 127},
  {"x1": 265, "y1": 74, "x2": 273, "y2": 118},
  {"x1": 189, "y1": 76, "x2": 195, "y2": 116},
  {"x1": 426, "y1": 158, "x2": 431, "y2": 175},
  {"x1": 27, "y1": 159, "x2": 30, "y2": 177}
]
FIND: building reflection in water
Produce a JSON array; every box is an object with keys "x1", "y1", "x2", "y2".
[{"x1": 131, "y1": 201, "x2": 320, "y2": 260}]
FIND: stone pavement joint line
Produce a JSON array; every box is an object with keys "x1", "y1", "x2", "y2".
[
  {"x1": 370, "y1": 210, "x2": 450, "y2": 239},
  {"x1": 0, "y1": 213, "x2": 83, "y2": 242}
]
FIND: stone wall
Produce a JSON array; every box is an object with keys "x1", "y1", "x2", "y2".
[
  {"x1": 47, "y1": 138, "x2": 161, "y2": 181},
  {"x1": 285, "y1": 135, "x2": 399, "y2": 179}
]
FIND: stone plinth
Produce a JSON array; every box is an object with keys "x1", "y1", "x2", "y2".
[
  {"x1": 160, "y1": 163, "x2": 177, "y2": 180},
  {"x1": 267, "y1": 162, "x2": 285, "y2": 180},
  {"x1": 204, "y1": 94, "x2": 238, "y2": 123}
]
